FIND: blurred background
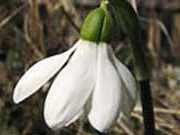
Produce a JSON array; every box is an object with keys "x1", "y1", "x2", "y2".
[{"x1": 0, "y1": 0, "x2": 180, "y2": 134}]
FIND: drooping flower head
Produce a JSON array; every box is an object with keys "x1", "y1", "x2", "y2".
[{"x1": 13, "y1": 0, "x2": 137, "y2": 133}]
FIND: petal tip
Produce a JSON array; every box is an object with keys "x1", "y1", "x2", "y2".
[
  {"x1": 44, "y1": 109, "x2": 63, "y2": 130},
  {"x1": 44, "y1": 114, "x2": 57, "y2": 129},
  {"x1": 13, "y1": 95, "x2": 20, "y2": 104},
  {"x1": 12, "y1": 82, "x2": 32, "y2": 104},
  {"x1": 13, "y1": 88, "x2": 24, "y2": 104},
  {"x1": 88, "y1": 115, "x2": 106, "y2": 133}
]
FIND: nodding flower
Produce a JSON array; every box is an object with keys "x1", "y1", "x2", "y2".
[{"x1": 13, "y1": 1, "x2": 137, "y2": 133}]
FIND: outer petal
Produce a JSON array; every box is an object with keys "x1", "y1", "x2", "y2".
[
  {"x1": 13, "y1": 41, "x2": 78, "y2": 104},
  {"x1": 88, "y1": 43, "x2": 122, "y2": 132},
  {"x1": 109, "y1": 47, "x2": 137, "y2": 116},
  {"x1": 128, "y1": 0, "x2": 138, "y2": 13},
  {"x1": 44, "y1": 40, "x2": 97, "y2": 129}
]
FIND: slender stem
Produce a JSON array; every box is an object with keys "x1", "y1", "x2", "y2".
[
  {"x1": 133, "y1": 14, "x2": 156, "y2": 135},
  {"x1": 140, "y1": 80, "x2": 155, "y2": 135}
]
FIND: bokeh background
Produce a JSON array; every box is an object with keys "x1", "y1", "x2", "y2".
[{"x1": 0, "y1": 0, "x2": 180, "y2": 134}]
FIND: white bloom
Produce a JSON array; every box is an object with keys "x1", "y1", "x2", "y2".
[{"x1": 13, "y1": 39, "x2": 137, "y2": 132}]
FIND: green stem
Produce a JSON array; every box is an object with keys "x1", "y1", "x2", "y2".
[
  {"x1": 133, "y1": 18, "x2": 156, "y2": 135},
  {"x1": 140, "y1": 80, "x2": 156, "y2": 135}
]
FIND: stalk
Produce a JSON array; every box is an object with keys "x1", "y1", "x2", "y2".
[
  {"x1": 140, "y1": 80, "x2": 155, "y2": 135},
  {"x1": 108, "y1": 0, "x2": 156, "y2": 134},
  {"x1": 133, "y1": 27, "x2": 156, "y2": 135}
]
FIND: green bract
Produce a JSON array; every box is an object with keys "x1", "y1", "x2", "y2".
[{"x1": 80, "y1": 3, "x2": 112, "y2": 43}]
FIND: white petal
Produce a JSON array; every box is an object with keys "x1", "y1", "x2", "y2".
[
  {"x1": 88, "y1": 43, "x2": 122, "y2": 132},
  {"x1": 44, "y1": 40, "x2": 97, "y2": 129},
  {"x1": 13, "y1": 41, "x2": 78, "y2": 104},
  {"x1": 128, "y1": 0, "x2": 138, "y2": 13},
  {"x1": 110, "y1": 47, "x2": 137, "y2": 116},
  {"x1": 65, "y1": 109, "x2": 84, "y2": 127}
]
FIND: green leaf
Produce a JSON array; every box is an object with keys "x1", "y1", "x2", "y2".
[{"x1": 109, "y1": 0, "x2": 138, "y2": 40}]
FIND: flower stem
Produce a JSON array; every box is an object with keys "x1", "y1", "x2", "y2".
[
  {"x1": 140, "y1": 80, "x2": 155, "y2": 135},
  {"x1": 108, "y1": 0, "x2": 156, "y2": 134},
  {"x1": 130, "y1": 11, "x2": 156, "y2": 134}
]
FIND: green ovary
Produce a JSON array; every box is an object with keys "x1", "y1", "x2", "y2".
[{"x1": 80, "y1": 3, "x2": 112, "y2": 43}]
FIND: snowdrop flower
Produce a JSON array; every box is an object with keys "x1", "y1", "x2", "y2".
[{"x1": 13, "y1": 1, "x2": 137, "y2": 133}]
